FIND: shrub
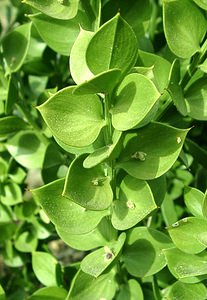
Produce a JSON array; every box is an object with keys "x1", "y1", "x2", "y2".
[{"x1": 0, "y1": 0, "x2": 207, "y2": 299}]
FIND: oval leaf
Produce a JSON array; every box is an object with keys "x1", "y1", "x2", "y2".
[
  {"x1": 117, "y1": 122, "x2": 189, "y2": 180},
  {"x1": 37, "y1": 87, "x2": 105, "y2": 148},
  {"x1": 86, "y1": 14, "x2": 137, "y2": 75},
  {"x1": 184, "y1": 186, "x2": 204, "y2": 217},
  {"x1": 32, "y1": 252, "x2": 58, "y2": 287},
  {"x1": 112, "y1": 175, "x2": 157, "y2": 230},
  {"x1": 81, "y1": 233, "x2": 126, "y2": 277},
  {"x1": 24, "y1": 0, "x2": 79, "y2": 20},
  {"x1": 122, "y1": 227, "x2": 173, "y2": 277},
  {"x1": 32, "y1": 179, "x2": 108, "y2": 234},
  {"x1": 63, "y1": 155, "x2": 113, "y2": 210},
  {"x1": 167, "y1": 281, "x2": 207, "y2": 300},
  {"x1": 111, "y1": 73, "x2": 160, "y2": 130},
  {"x1": 163, "y1": 0, "x2": 206, "y2": 58},
  {"x1": 167, "y1": 217, "x2": 207, "y2": 254},
  {"x1": 29, "y1": 287, "x2": 67, "y2": 300},
  {"x1": 2, "y1": 22, "x2": 32, "y2": 73}
]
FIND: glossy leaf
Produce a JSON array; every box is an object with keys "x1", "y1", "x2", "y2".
[
  {"x1": 1, "y1": 182, "x2": 22, "y2": 206},
  {"x1": 29, "y1": 287, "x2": 67, "y2": 300},
  {"x1": 30, "y1": 12, "x2": 90, "y2": 56},
  {"x1": 122, "y1": 227, "x2": 173, "y2": 277},
  {"x1": 185, "y1": 78, "x2": 207, "y2": 120},
  {"x1": 67, "y1": 269, "x2": 116, "y2": 300},
  {"x1": 83, "y1": 130, "x2": 122, "y2": 168},
  {"x1": 184, "y1": 187, "x2": 204, "y2": 217},
  {"x1": 24, "y1": 0, "x2": 79, "y2": 20},
  {"x1": 6, "y1": 131, "x2": 47, "y2": 169},
  {"x1": 117, "y1": 122, "x2": 189, "y2": 180},
  {"x1": 37, "y1": 87, "x2": 105, "y2": 148},
  {"x1": 167, "y1": 217, "x2": 207, "y2": 254},
  {"x1": 164, "y1": 247, "x2": 207, "y2": 279},
  {"x1": 6, "y1": 74, "x2": 19, "y2": 114},
  {"x1": 56, "y1": 217, "x2": 117, "y2": 251},
  {"x1": 81, "y1": 233, "x2": 126, "y2": 277},
  {"x1": 167, "y1": 281, "x2": 207, "y2": 300},
  {"x1": 14, "y1": 230, "x2": 38, "y2": 253},
  {"x1": 116, "y1": 279, "x2": 144, "y2": 300},
  {"x1": 2, "y1": 22, "x2": 32, "y2": 73},
  {"x1": 32, "y1": 252, "x2": 58, "y2": 287},
  {"x1": 63, "y1": 155, "x2": 113, "y2": 210},
  {"x1": 136, "y1": 50, "x2": 171, "y2": 92},
  {"x1": 203, "y1": 189, "x2": 207, "y2": 217},
  {"x1": 112, "y1": 175, "x2": 157, "y2": 230},
  {"x1": 163, "y1": 0, "x2": 206, "y2": 58},
  {"x1": 192, "y1": 0, "x2": 207, "y2": 10},
  {"x1": 111, "y1": 73, "x2": 160, "y2": 130},
  {"x1": 86, "y1": 14, "x2": 137, "y2": 75},
  {"x1": 73, "y1": 68, "x2": 122, "y2": 95},
  {"x1": 148, "y1": 175, "x2": 167, "y2": 206},
  {"x1": 32, "y1": 179, "x2": 108, "y2": 234},
  {"x1": 70, "y1": 29, "x2": 94, "y2": 84}
]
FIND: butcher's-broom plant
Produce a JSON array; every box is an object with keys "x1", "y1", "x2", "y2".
[{"x1": 1, "y1": 0, "x2": 207, "y2": 299}]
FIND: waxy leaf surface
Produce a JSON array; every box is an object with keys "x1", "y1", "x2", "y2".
[
  {"x1": 24, "y1": 0, "x2": 79, "y2": 20},
  {"x1": 122, "y1": 227, "x2": 172, "y2": 277},
  {"x1": 112, "y1": 73, "x2": 160, "y2": 130},
  {"x1": 112, "y1": 175, "x2": 157, "y2": 230},
  {"x1": 184, "y1": 187, "x2": 204, "y2": 217},
  {"x1": 37, "y1": 87, "x2": 105, "y2": 148},
  {"x1": 32, "y1": 179, "x2": 108, "y2": 234},
  {"x1": 163, "y1": 0, "x2": 206, "y2": 58},
  {"x1": 167, "y1": 281, "x2": 207, "y2": 300},
  {"x1": 63, "y1": 155, "x2": 113, "y2": 210},
  {"x1": 86, "y1": 14, "x2": 137, "y2": 75},
  {"x1": 81, "y1": 233, "x2": 126, "y2": 277},
  {"x1": 117, "y1": 122, "x2": 188, "y2": 180},
  {"x1": 168, "y1": 217, "x2": 207, "y2": 254}
]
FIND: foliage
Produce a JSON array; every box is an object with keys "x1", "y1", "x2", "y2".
[{"x1": 0, "y1": 0, "x2": 207, "y2": 299}]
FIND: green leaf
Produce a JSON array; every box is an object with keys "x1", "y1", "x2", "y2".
[
  {"x1": 29, "y1": 287, "x2": 67, "y2": 300},
  {"x1": 136, "y1": 50, "x2": 171, "y2": 92},
  {"x1": 117, "y1": 122, "x2": 189, "y2": 180},
  {"x1": 67, "y1": 269, "x2": 116, "y2": 300},
  {"x1": 185, "y1": 78, "x2": 207, "y2": 120},
  {"x1": 0, "y1": 116, "x2": 28, "y2": 138},
  {"x1": 73, "y1": 68, "x2": 122, "y2": 95},
  {"x1": 37, "y1": 87, "x2": 105, "y2": 148},
  {"x1": 167, "y1": 59, "x2": 188, "y2": 116},
  {"x1": 32, "y1": 179, "x2": 108, "y2": 234},
  {"x1": 111, "y1": 175, "x2": 157, "y2": 230},
  {"x1": 83, "y1": 130, "x2": 122, "y2": 168},
  {"x1": 116, "y1": 279, "x2": 144, "y2": 300},
  {"x1": 148, "y1": 175, "x2": 167, "y2": 206},
  {"x1": 2, "y1": 22, "x2": 32, "y2": 73},
  {"x1": 164, "y1": 247, "x2": 207, "y2": 279},
  {"x1": 0, "y1": 222, "x2": 16, "y2": 242},
  {"x1": 167, "y1": 281, "x2": 207, "y2": 300},
  {"x1": 122, "y1": 227, "x2": 173, "y2": 277},
  {"x1": 32, "y1": 252, "x2": 58, "y2": 287},
  {"x1": 0, "y1": 285, "x2": 6, "y2": 300},
  {"x1": 63, "y1": 155, "x2": 113, "y2": 210},
  {"x1": 24, "y1": 0, "x2": 79, "y2": 20},
  {"x1": 86, "y1": 14, "x2": 137, "y2": 75},
  {"x1": 0, "y1": 158, "x2": 8, "y2": 183},
  {"x1": 167, "y1": 217, "x2": 207, "y2": 254},
  {"x1": 6, "y1": 131, "x2": 47, "y2": 169},
  {"x1": 1, "y1": 181, "x2": 22, "y2": 206},
  {"x1": 163, "y1": 0, "x2": 206, "y2": 58},
  {"x1": 56, "y1": 217, "x2": 117, "y2": 251},
  {"x1": 185, "y1": 138, "x2": 207, "y2": 169},
  {"x1": 14, "y1": 230, "x2": 38, "y2": 253},
  {"x1": 192, "y1": 0, "x2": 207, "y2": 10},
  {"x1": 184, "y1": 187, "x2": 204, "y2": 217},
  {"x1": 30, "y1": 11, "x2": 90, "y2": 56},
  {"x1": 81, "y1": 233, "x2": 126, "y2": 277},
  {"x1": 70, "y1": 29, "x2": 94, "y2": 84},
  {"x1": 111, "y1": 73, "x2": 160, "y2": 130}
]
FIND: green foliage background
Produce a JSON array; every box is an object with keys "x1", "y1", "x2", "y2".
[{"x1": 0, "y1": 0, "x2": 207, "y2": 299}]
